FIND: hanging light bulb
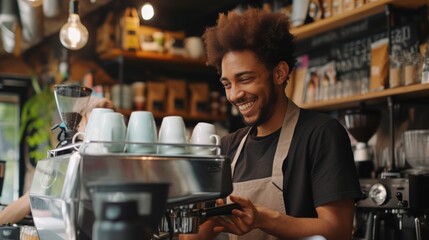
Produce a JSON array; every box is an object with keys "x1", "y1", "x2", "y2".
[
  {"x1": 141, "y1": 2, "x2": 154, "y2": 20},
  {"x1": 59, "y1": 0, "x2": 88, "y2": 50}
]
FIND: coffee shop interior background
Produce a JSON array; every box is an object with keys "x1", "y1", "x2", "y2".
[
  {"x1": 0, "y1": 0, "x2": 429, "y2": 227},
  {"x1": 0, "y1": 0, "x2": 249, "y2": 204}
]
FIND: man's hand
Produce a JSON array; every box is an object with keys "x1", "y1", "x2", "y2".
[
  {"x1": 212, "y1": 195, "x2": 261, "y2": 235},
  {"x1": 204, "y1": 197, "x2": 355, "y2": 240}
]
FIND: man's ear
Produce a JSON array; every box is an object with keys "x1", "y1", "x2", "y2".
[{"x1": 274, "y1": 61, "x2": 289, "y2": 86}]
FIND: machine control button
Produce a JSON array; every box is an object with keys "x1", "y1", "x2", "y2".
[
  {"x1": 396, "y1": 192, "x2": 403, "y2": 201},
  {"x1": 397, "y1": 200, "x2": 408, "y2": 208},
  {"x1": 361, "y1": 191, "x2": 368, "y2": 200},
  {"x1": 395, "y1": 192, "x2": 409, "y2": 208},
  {"x1": 369, "y1": 183, "x2": 388, "y2": 206}
]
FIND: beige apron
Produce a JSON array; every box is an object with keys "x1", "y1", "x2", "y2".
[{"x1": 227, "y1": 99, "x2": 300, "y2": 240}]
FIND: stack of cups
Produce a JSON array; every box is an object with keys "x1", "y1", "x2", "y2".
[
  {"x1": 158, "y1": 117, "x2": 220, "y2": 156},
  {"x1": 73, "y1": 108, "x2": 126, "y2": 153},
  {"x1": 189, "y1": 122, "x2": 220, "y2": 155},
  {"x1": 126, "y1": 111, "x2": 157, "y2": 153},
  {"x1": 99, "y1": 112, "x2": 127, "y2": 153},
  {"x1": 158, "y1": 116, "x2": 188, "y2": 154},
  {"x1": 75, "y1": 110, "x2": 221, "y2": 156}
]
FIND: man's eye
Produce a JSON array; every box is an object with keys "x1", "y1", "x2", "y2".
[
  {"x1": 222, "y1": 82, "x2": 231, "y2": 88},
  {"x1": 239, "y1": 76, "x2": 253, "y2": 82}
]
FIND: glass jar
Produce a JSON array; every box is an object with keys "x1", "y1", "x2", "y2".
[
  {"x1": 403, "y1": 52, "x2": 421, "y2": 85},
  {"x1": 421, "y1": 45, "x2": 429, "y2": 84},
  {"x1": 389, "y1": 52, "x2": 404, "y2": 88}
]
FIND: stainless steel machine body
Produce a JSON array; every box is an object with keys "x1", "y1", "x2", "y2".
[
  {"x1": 29, "y1": 142, "x2": 233, "y2": 240},
  {"x1": 354, "y1": 175, "x2": 429, "y2": 240}
]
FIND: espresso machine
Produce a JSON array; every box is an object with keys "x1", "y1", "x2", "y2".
[
  {"x1": 29, "y1": 85, "x2": 235, "y2": 240},
  {"x1": 29, "y1": 143, "x2": 234, "y2": 240},
  {"x1": 352, "y1": 129, "x2": 429, "y2": 240}
]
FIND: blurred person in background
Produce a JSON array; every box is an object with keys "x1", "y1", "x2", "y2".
[{"x1": 0, "y1": 97, "x2": 113, "y2": 225}]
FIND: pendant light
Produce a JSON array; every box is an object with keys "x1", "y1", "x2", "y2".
[
  {"x1": 59, "y1": 0, "x2": 88, "y2": 50},
  {"x1": 141, "y1": 2, "x2": 154, "y2": 20}
]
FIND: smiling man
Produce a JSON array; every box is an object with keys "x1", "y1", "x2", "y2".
[{"x1": 197, "y1": 8, "x2": 362, "y2": 240}]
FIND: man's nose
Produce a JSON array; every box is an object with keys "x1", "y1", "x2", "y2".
[{"x1": 228, "y1": 84, "x2": 244, "y2": 102}]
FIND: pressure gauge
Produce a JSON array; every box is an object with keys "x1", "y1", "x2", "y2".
[{"x1": 369, "y1": 183, "x2": 388, "y2": 206}]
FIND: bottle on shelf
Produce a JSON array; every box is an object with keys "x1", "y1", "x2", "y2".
[
  {"x1": 389, "y1": 46, "x2": 404, "y2": 88},
  {"x1": 421, "y1": 42, "x2": 429, "y2": 84}
]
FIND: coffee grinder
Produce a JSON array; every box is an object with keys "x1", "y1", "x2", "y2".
[
  {"x1": 53, "y1": 84, "x2": 92, "y2": 149},
  {"x1": 344, "y1": 107, "x2": 381, "y2": 178}
]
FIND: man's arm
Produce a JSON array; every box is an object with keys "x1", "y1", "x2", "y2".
[
  {"x1": 258, "y1": 198, "x2": 355, "y2": 239},
  {"x1": 211, "y1": 195, "x2": 355, "y2": 240},
  {"x1": 0, "y1": 192, "x2": 31, "y2": 225}
]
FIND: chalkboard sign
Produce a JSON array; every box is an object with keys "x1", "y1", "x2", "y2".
[
  {"x1": 390, "y1": 24, "x2": 420, "y2": 53},
  {"x1": 294, "y1": 13, "x2": 387, "y2": 55},
  {"x1": 332, "y1": 32, "x2": 387, "y2": 81},
  {"x1": 295, "y1": 9, "x2": 423, "y2": 103}
]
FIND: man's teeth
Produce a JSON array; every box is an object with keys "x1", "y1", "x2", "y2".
[{"x1": 237, "y1": 102, "x2": 253, "y2": 111}]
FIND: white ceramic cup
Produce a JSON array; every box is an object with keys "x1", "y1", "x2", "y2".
[
  {"x1": 190, "y1": 122, "x2": 220, "y2": 155},
  {"x1": 98, "y1": 112, "x2": 127, "y2": 153},
  {"x1": 184, "y1": 37, "x2": 205, "y2": 59},
  {"x1": 158, "y1": 116, "x2": 188, "y2": 154},
  {"x1": 126, "y1": 111, "x2": 157, "y2": 153},
  {"x1": 291, "y1": 0, "x2": 310, "y2": 27},
  {"x1": 72, "y1": 108, "x2": 114, "y2": 152}
]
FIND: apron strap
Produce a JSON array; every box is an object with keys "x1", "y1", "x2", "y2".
[
  {"x1": 230, "y1": 128, "x2": 252, "y2": 175},
  {"x1": 271, "y1": 99, "x2": 300, "y2": 190}
]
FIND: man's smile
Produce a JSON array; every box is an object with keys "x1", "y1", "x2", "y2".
[{"x1": 235, "y1": 98, "x2": 257, "y2": 113}]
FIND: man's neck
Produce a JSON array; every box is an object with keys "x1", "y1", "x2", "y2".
[{"x1": 256, "y1": 97, "x2": 288, "y2": 137}]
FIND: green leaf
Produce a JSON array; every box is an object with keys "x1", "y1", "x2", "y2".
[{"x1": 20, "y1": 77, "x2": 57, "y2": 163}]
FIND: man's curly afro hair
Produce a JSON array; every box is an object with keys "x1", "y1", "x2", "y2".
[{"x1": 203, "y1": 8, "x2": 295, "y2": 74}]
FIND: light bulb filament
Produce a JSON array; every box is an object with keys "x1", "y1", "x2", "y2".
[
  {"x1": 59, "y1": 13, "x2": 89, "y2": 50},
  {"x1": 67, "y1": 24, "x2": 82, "y2": 47}
]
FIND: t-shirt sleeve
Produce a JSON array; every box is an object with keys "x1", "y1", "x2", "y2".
[{"x1": 309, "y1": 119, "x2": 362, "y2": 207}]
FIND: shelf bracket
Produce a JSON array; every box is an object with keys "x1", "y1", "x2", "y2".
[
  {"x1": 117, "y1": 55, "x2": 124, "y2": 109},
  {"x1": 387, "y1": 96, "x2": 399, "y2": 171}
]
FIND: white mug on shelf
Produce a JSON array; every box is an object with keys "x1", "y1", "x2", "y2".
[
  {"x1": 158, "y1": 116, "x2": 188, "y2": 154},
  {"x1": 190, "y1": 122, "x2": 220, "y2": 155},
  {"x1": 184, "y1": 36, "x2": 205, "y2": 59},
  {"x1": 291, "y1": 0, "x2": 310, "y2": 27},
  {"x1": 126, "y1": 111, "x2": 157, "y2": 153}
]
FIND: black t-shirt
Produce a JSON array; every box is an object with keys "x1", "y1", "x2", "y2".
[
  {"x1": 221, "y1": 108, "x2": 362, "y2": 218},
  {"x1": 232, "y1": 127, "x2": 281, "y2": 182}
]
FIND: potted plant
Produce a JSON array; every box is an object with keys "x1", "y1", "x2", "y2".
[{"x1": 20, "y1": 73, "x2": 57, "y2": 164}]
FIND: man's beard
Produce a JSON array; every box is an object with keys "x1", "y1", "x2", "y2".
[{"x1": 241, "y1": 77, "x2": 278, "y2": 127}]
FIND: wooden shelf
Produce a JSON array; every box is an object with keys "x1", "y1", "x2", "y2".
[
  {"x1": 98, "y1": 49, "x2": 217, "y2": 75},
  {"x1": 299, "y1": 82, "x2": 429, "y2": 111},
  {"x1": 99, "y1": 49, "x2": 208, "y2": 66},
  {"x1": 290, "y1": 0, "x2": 428, "y2": 40}
]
